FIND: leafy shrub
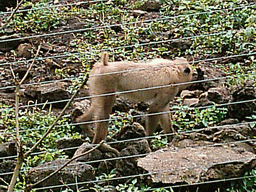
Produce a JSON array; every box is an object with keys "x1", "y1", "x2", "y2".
[
  {"x1": 0, "y1": 103, "x2": 79, "y2": 166},
  {"x1": 7, "y1": 2, "x2": 71, "y2": 33},
  {"x1": 172, "y1": 105, "x2": 228, "y2": 130}
]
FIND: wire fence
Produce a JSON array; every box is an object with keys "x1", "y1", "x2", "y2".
[
  {"x1": 0, "y1": 116, "x2": 255, "y2": 162},
  {"x1": 1, "y1": 27, "x2": 252, "y2": 68},
  {"x1": 1, "y1": 3, "x2": 255, "y2": 43},
  {"x1": 0, "y1": 134, "x2": 255, "y2": 177},
  {"x1": 31, "y1": 155, "x2": 256, "y2": 191},
  {"x1": 0, "y1": 1, "x2": 256, "y2": 191}
]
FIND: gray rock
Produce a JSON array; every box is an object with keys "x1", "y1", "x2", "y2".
[
  {"x1": 183, "y1": 98, "x2": 199, "y2": 106},
  {"x1": 0, "y1": 34, "x2": 22, "y2": 52},
  {"x1": 0, "y1": 160, "x2": 16, "y2": 185},
  {"x1": 16, "y1": 43, "x2": 32, "y2": 59},
  {"x1": 0, "y1": 141, "x2": 16, "y2": 157},
  {"x1": 138, "y1": 145, "x2": 256, "y2": 184},
  {"x1": 112, "y1": 122, "x2": 147, "y2": 151},
  {"x1": 56, "y1": 137, "x2": 83, "y2": 158},
  {"x1": 24, "y1": 82, "x2": 71, "y2": 108},
  {"x1": 131, "y1": 10, "x2": 147, "y2": 17},
  {"x1": 116, "y1": 139, "x2": 151, "y2": 176},
  {"x1": 207, "y1": 87, "x2": 230, "y2": 104},
  {"x1": 180, "y1": 90, "x2": 203, "y2": 98},
  {"x1": 73, "y1": 142, "x2": 103, "y2": 162},
  {"x1": 29, "y1": 159, "x2": 95, "y2": 189},
  {"x1": 0, "y1": 0, "x2": 17, "y2": 11},
  {"x1": 137, "y1": 0, "x2": 161, "y2": 11},
  {"x1": 228, "y1": 81, "x2": 256, "y2": 121}
]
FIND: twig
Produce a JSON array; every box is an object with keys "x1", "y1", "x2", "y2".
[
  {"x1": 20, "y1": 44, "x2": 42, "y2": 85},
  {"x1": 7, "y1": 44, "x2": 41, "y2": 192},
  {"x1": 7, "y1": 151, "x2": 24, "y2": 192},
  {"x1": 0, "y1": 177, "x2": 9, "y2": 189},
  {"x1": 0, "y1": 0, "x2": 24, "y2": 31},
  {"x1": 0, "y1": 185, "x2": 8, "y2": 190},
  {"x1": 29, "y1": 140, "x2": 105, "y2": 188}
]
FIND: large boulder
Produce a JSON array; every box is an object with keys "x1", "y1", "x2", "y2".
[{"x1": 138, "y1": 145, "x2": 256, "y2": 184}]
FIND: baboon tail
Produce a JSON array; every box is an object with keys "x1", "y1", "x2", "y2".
[{"x1": 101, "y1": 52, "x2": 109, "y2": 66}]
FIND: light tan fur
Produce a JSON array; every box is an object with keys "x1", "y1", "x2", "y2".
[{"x1": 76, "y1": 52, "x2": 193, "y2": 153}]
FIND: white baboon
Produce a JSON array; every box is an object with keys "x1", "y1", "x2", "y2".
[{"x1": 76, "y1": 52, "x2": 193, "y2": 153}]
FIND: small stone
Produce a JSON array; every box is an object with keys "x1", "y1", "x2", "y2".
[
  {"x1": 16, "y1": 43, "x2": 32, "y2": 59},
  {"x1": 131, "y1": 10, "x2": 147, "y2": 17}
]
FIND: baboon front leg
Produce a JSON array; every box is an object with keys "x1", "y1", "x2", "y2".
[
  {"x1": 146, "y1": 87, "x2": 179, "y2": 138},
  {"x1": 146, "y1": 104, "x2": 172, "y2": 136},
  {"x1": 145, "y1": 112, "x2": 161, "y2": 136},
  {"x1": 92, "y1": 95, "x2": 120, "y2": 155},
  {"x1": 159, "y1": 104, "x2": 173, "y2": 134},
  {"x1": 146, "y1": 104, "x2": 173, "y2": 142},
  {"x1": 75, "y1": 107, "x2": 95, "y2": 138},
  {"x1": 159, "y1": 104, "x2": 175, "y2": 142},
  {"x1": 92, "y1": 95, "x2": 116, "y2": 144}
]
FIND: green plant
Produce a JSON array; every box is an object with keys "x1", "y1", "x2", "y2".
[
  {"x1": 90, "y1": 169, "x2": 116, "y2": 191},
  {"x1": 151, "y1": 135, "x2": 168, "y2": 150},
  {"x1": 172, "y1": 105, "x2": 228, "y2": 130},
  {"x1": 116, "y1": 178, "x2": 139, "y2": 192},
  {"x1": 224, "y1": 61, "x2": 256, "y2": 87},
  {"x1": 225, "y1": 169, "x2": 256, "y2": 192},
  {"x1": 0, "y1": 104, "x2": 78, "y2": 165},
  {"x1": 108, "y1": 110, "x2": 134, "y2": 136},
  {"x1": 153, "y1": 187, "x2": 174, "y2": 192},
  {"x1": 7, "y1": 2, "x2": 72, "y2": 33}
]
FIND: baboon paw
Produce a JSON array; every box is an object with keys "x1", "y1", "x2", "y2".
[{"x1": 99, "y1": 143, "x2": 120, "y2": 156}]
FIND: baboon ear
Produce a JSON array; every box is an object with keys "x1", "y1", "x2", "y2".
[{"x1": 184, "y1": 67, "x2": 191, "y2": 74}]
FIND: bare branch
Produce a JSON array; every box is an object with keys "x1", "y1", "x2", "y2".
[
  {"x1": 20, "y1": 44, "x2": 42, "y2": 85},
  {"x1": 7, "y1": 44, "x2": 42, "y2": 192}
]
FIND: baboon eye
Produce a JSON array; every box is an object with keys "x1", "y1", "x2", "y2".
[{"x1": 184, "y1": 67, "x2": 191, "y2": 74}]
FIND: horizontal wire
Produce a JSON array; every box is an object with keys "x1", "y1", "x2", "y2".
[
  {"x1": 0, "y1": 3, "x2": 254, "y2": 190},
  {"x1": 0, "y1": 0, "x2": 106, "y2": 16},
  {"x1": 32, "y1": 175, "x2": 256, "y2": 191},
  {"x1": 0, "y1": 26, "x2": 245, "y2": 68},
  {"x1": 1, "y1": 119, "x2": 254, "y2": 166},
  {"x1": 31, "y1": 155, "x2": 256, "y2": 191},
  {"x1": 18, "y1": 97, "x2": 256, "y2": 134},
  {"x1": 0, "y1": 51, "x2": 255, "y2": 98},
  {"x1": 1, "y1": 76, "x2": 256, "y2": 134},
  {"x1": 0, "y1": 62, "x2": 253, "y2": 113},
  {"x1": 0, "y1": 75, "x2": 230, "y2": 112},
  {"x1": 0, "y1": 77, "x2": 78, "y2": 91},
  {"x1": 0, "y1": 0, "x2": 253, "y2": 16},
  {"x1": 0, "y1": 3, "x2": 255, "y2": 44},
  {"x1": 1, "y1": 120, "x2": 255, "y2": 168},
  {"x1": 149, "y1": 175, "x2": 256, "y2": 191},
  {"x1": 2, "y1": 137, "x2": 255, "y2": 177},
  {"x1": 2, "y1": 97, "x2": 254, "y2": 158},
  {"x1": 1, "y1": 50, "x2": 256, "y2": 108}
]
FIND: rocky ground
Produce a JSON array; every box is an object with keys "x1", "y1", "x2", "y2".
[{"x1": 0, "y1": 0, "x2": 256, "y2": 191}]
